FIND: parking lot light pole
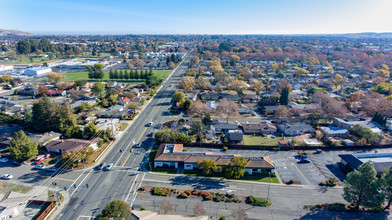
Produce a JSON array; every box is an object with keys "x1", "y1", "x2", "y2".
[{"x1": 267, "y1": 172, "x2": 271, "y2": 201}]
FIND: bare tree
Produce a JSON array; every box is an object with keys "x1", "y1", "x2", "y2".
[
  {"x1": 216, "y1": 98, "x2": 239, "y2": 123},
  {"x1": 160, "y1": 200, "x2": 172, "y2": 214},
  {"x1": 189, "y1": 100, "x2": 208, "y2": 115},
  {"x1": 274, "y1": 105, "x2": 291, "y2": 120},
  {"x1": 232, "y1": 207, "x2": 248, "y2": 220},
  {"x1": 193, "y1": 203, "x2": 206, "y2": 216}
]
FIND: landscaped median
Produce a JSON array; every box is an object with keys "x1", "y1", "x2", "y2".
[
  {"x1": 138, "y1": 185, "x2": 271, "y2": 207},
  {"x1": 303, "y1": 202, "x2": 386, "y2": 213}
]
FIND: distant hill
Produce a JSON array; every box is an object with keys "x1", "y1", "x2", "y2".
[
  {"x1": 340, "y1": 32, "x2": 392, "y2": 39},
  {"x1": 0, "y1": 29, "x2": 36, "y2": 36}
]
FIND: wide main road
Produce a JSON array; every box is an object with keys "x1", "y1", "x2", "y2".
[{"x1": 56, "y1": 53, "x2": 191, "y2": 219}]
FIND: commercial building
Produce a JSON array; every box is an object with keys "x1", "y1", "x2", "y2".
[
  {"x1": 23, "y1": 67, "x2": 52, "y2": 76},
  {"x1": 339, "y1": 153, "x2": 392, "y2": 176},
  {"x1": 154, "y1": 144, "x2": 275, "y2": 175}
]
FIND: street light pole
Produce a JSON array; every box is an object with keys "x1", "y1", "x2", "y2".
[{"x1": 267, "y1": 172, "x2": 271, "y2": 201}]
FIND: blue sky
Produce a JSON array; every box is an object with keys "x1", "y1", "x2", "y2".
[{"x1": 1, "y1": 0, "x2": 391, "y2": 34}]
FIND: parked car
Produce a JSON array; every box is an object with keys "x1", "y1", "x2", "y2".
[
  {"x1": 103, "y1": 163, "x2": 113, "y2": 171},
  {"x1": 183, "y1": 114, "x2": 190, "y2": 117},
  {"x1": 135, "y1": 142, "x2": 142, "y2": 148},
  {"x1": 46, "y1": 167, "x2": 57, "y2": 172},
  {"x1": 35, "y1": 155, "x2": 45, "y2": 161},
  {"x1": 147, "y1": 122, "x2": 153, "y2": 127},
  {"x1": 12, "y1": 160, "x2": 23, "y2": 166},
  {"x1": 298, "y1": 158, "x2": 311, "y2": 163},
  {"x1": 315, "y1": 149, "x2": 322, "y2": 154},
  {"x1": 0, "y1": 158, "x2": 9, "y2": 163},
  {"x1": 35, "y1": 157, "x2": 46, "y2": 165},
  {"x1": 1, "y1": 174, "x2": 13, "y2": 180},
  {"x1": 35, "y1": 164, "x2": 46, "y2": 170},
  {"x1": 96, "y1": 162, "x2": 106, "y2": 170}
]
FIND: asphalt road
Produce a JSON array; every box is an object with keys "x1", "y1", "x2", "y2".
[{"x1": 54, "y1": 53, "x2": 191, "y2": 219}]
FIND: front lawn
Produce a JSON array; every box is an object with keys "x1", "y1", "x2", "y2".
[
  {"x1": 61, "y1": 70, "x2": 171, "y2": 82},
  {"x1": 243, "y1": 134, "x2": 283, "y2": 146},
  {"x1": 184, "y1": 171, "x2": 279, "y2": 183}
]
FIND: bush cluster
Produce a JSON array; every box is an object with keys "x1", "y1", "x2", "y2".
[
  {"x1": 213, "y1": 192, "x2": 241, "y2": 203},
  {"x1": 199, "y1": 191, "x2": 214, "y2": 200},
  {"x1": 319, "y1": 177, "x2": 337, "y2": 187},
  {"x1": 152, "y1": 187, "x2": 170, "y2": 196},
  {"x1": 246, "y1": 196, "x2": 271, "y2": 207},
  {"x1": 179, "y1": 192, "x2": 189, "y2": 198}
]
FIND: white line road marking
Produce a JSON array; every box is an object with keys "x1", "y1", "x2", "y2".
[
  {"x1": 124, "y1": 173, "x2": 139, "y2": 202},
  {"x1": 131, "y1": 172, "x2": 145, "y2": 207},
  {"x1": 115, "y1": 138, "x2": 135, "y2": 166},
  {"x1": 67, "y1": 170, "x2": 87, "y2": 192},
  {"x1": 70, "y1": 169, "x2": 93, "y2": 197}
]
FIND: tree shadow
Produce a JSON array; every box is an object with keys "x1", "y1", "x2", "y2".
[
  {"x1": 169, "y1": 175, "x2": 226, "y2": 190},
  {"x1": 296, "y1": 210, "x2": 389, "y2": 220}
]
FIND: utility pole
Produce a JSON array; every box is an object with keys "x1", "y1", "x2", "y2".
[{"x1": 267, "y1": 171, "x2": 271, "y2": 201}]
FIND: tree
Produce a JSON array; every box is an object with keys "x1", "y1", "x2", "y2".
[
  {"x1": 84, "y1": 123, "x2": 98, "y2": 139},
  {"x1": 75, "y1": 80, "x2": 87, "y2": 88},
  {"x1": 91, "y1": 82, "x2": 105, "y2": 96},
  {"x1": 224, "y1": 157, "x2": 248, "y2": 179},
  {"x1": 189, "y1": 100, "x2": 208, "y2": 115},
  {"x1": 275, "y1": 105, "x2": 291, "y2": 120},
  {"x1": 180, "y1": 100, "x2": 192, "y2": 112},
  {"x1": 179, "y1": 76, "x2": 195, "y2": 92},
  {"x1": 97, "y1": 200, "x2": 131, "y2": 220},
  {"x1": 47, "y1": 72, "x2": 64, "y2": 82},
  {"x1": 230, "y1": 80, "x2": 247, "y2": 94},
  {"x1": 38, "y1": 85, "x2": 48, "y2": 96},
  {"x1": 232, "y1": 207, "x2": 248, "y2": 220},
  {"x1": 381, "y1": 168, "x2": 392, "y2": 209},
  {"x1": 16, "y1": 40, "x2": 31, "y2": 54},
  {"x1": 195, "y1": 77, "x2": 211, "y2": 90},
  {"x1": 294, "y1": 68, "x2": 308, "y2": 77},
  {"x1": 332, "y1": 74, "x2": 346, "y2": 90},
  {"x1": 203, "y1": 112, "x2": 212, "y2": 125},
  {"x1": 7, "y1": 130, "x2": 38, "y2": 161},
  {"x1": 190, "y1": 120, "x2": 206, "y2": 143},
  {"x1": 279, "y1": 87, "x2": 290, "y2": 106},
  {"x1": 216, "y1": 99, "x2": 239, "y2": 123},
  {"x1": 343, "y1": 161, "x2": 385, "y2": 209},
  {"x1": 197, "y1": 159, "x2": 220, "y2": 176},
  {"x1": 193, "y1": 203, "x2": 206, "y2": 216},
  {"x1": 160, "y1": 200, "x2": 172, "y2": 214},
  {"x1": 173, "y1": 91, "x2": 185, "y2": 103}
]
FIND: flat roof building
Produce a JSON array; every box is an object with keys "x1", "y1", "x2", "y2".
[{"x1": 339, "y1": 153, "x2": 392, "y2": 176}]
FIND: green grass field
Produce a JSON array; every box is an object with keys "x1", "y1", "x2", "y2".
[
  {"x1": 61, "y1": 70, "x2": 171, "y2": 82},
  {"x1": 243, "y1": 135, "x2": 282, "y2": 146}
]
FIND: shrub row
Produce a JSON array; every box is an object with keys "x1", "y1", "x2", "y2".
[
  {"x1": 246, "y1": 196, "x2": 271, "y2": 207},
  {"x1": 152, "y1": 187, "x2": 170, "y2": 196}
]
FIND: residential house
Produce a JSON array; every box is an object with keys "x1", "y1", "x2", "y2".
[
  {"x1": 227, "y1": 130, "x2": 244, "y2": 142},
  {"x1": 199, "y1": 92, "x2": 219, "y2": 101},
  {"x1": 278, "y1": 123, "x2": 315, "y2": 136},
  {"x1": 95, "y1": 118, "x2": 120, "y2": 132},
  {"x1": 237, "y1": 105, "x2": 251, "y2": 114},
  {"x1": 220, "y1": 92, "x2": 240, "y2": 102},
  {"x1": 320, "y1": 126, "x2": 349, "y2": 138},
  {"x1": 332, "y1": 117, "x2": 382, "y2": 135},
  {"x1": 206, "y1": 101, "x2": 218, "y2": 113},
  {"x1": 45, "y1": 138, "x2": 102, "y2": 153},
  {"x1": 184, "y1": 93, "x2": 198, "y2": 102},
  {"x1": 18, "y1": 87, "x2": 38, "y2": 96},
  {"x1": 67, "y1": 89, "x2": 90, "y2": 100},
  {"x1": 99, "y1": 105, "x2": 127, "y2": 118},
  {"x1": 261, "y1": 105, "x2": 278, "y2": 115},
  {"x1": 28, "y1": 131, "x2": 62, "y2": 146},
  {"x1": 242, "y1": 122, "x2": 277, "y2": 135},
  {"x1": 118, "y1": 97, "x2": 131, "y2": 106},
  {"x1": 208, "y1": 122, "x2": 239, "y2": 134},
  {"x1": 241, "y1": 94, "x2": 261, "y2": 103}
]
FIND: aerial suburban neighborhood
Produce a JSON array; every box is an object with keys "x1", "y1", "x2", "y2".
[{"x1": 0, "y1": 1, "x2": 392, "y2": 220}]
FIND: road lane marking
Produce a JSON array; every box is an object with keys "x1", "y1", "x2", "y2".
[
  {"x1": 115, "y1": 138, "x2": 135, "y2": 166},
  {"x1": 131, "y1": 172, "x2": 145, "y2": 207},
  {"x1": 124, "y1": 173, "x2": 139, "y2": 202},
  {"x1": 67, "y1": 170, "x2": 87, "y2": 191},
  {"x1": 122, "y1": 127, "x2": 148, "y2": 167},
  {"x1": 70, "y1": 169, "x2": 93, "y2": 197},
  {"x1": 27, "y1": 173, "x2": 75, "y2": 182}
]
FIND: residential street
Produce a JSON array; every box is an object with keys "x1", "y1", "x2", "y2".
[{"x1": 52, "y1": 53, "x2": 191, "y2": 219}]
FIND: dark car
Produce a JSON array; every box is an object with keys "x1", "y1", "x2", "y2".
[
  {"x1": 135, "y1": 142, "x2": 142, "y2": 148},
  {"x1": 12, "y1": 160, "x2": 23, "y2": 166},
  {"x1": 147, "y1": 132, "x2": 154, "y2": 137},
  {"x1": 97, "y1": 162, "x2": 106, "y2": 170}
]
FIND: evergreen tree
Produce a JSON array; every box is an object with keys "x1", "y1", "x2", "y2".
[
  {"x1": 279, "y1": 87, "x2": 290, "y2": 106},
  {"x1": 129, "y1": 69, "x2": 134, "y2": 79},
  {"x1": 124, "y1": 70, "x2": 129, "y2": 80},
  {"x1": 109, "y1": 69, "x2": 113, "y2": 79},
  {"x1": 113, "y1": 69, "x2": 119, "y2": 79},
  {"x1": 134, "y1": 70, "x2": 139, "y2": 79},
  {"x1": 119, "y1": 70, "x2": 124, "y2": 79},
  {"x1": 343, "y1": 161, "x2": 385, "y2": 209},
  {"x1": 7, "y1": 130, "x2": 38, "y2": 161}
]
